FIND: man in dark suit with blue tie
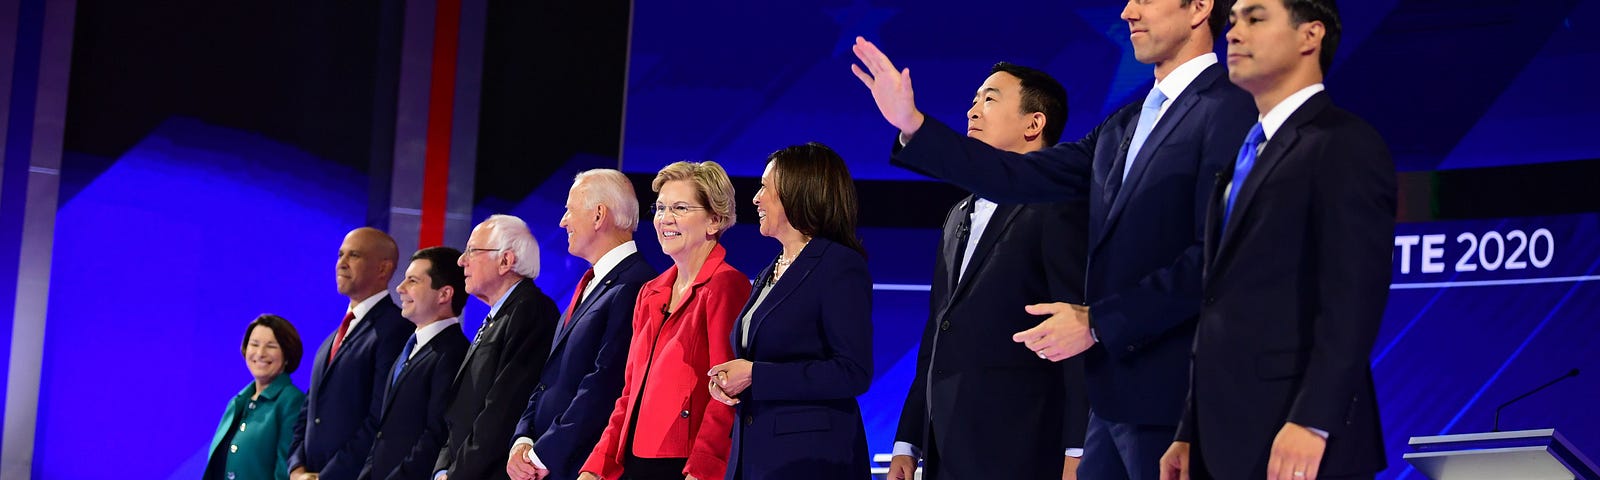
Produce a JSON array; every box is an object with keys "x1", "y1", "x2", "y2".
[
  {"x1": 435, "y1": 215, "x2": 560, "y2": 480},
  {"x1": 505, "y1": 170, "x2": 656, "y2": 480},
  {"x1": 358, "y1": 246, "x2": 470, "y2": 480},
  {"x1": 291, "y1": 227, "x2": 413, "y2": 480},
  {"x1": 886, "y1": 63, "x2": 1090, "y2": 480},
  {"x1": 1161, "y1": 1, "x2": 1392, "y2": 478},
  {"x1": 850, "y1": 0, "x2": 1255, "y2": 476}
]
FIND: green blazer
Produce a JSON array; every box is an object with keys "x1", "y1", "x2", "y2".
[{"x1": 206, "y1": 374, "x2": 305, "y2": 480}]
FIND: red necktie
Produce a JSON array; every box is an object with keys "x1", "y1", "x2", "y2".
[
  {"x1": 328, "y1": 311, "x2": 355, "y2": 360},
  {"x1": 563, "y1": 268, "x2": 596, "y2": 327}
]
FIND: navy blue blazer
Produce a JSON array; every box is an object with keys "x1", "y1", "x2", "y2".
[
  {"x1": 726, "y1": 237, "x2": 873, "y2": 480},
  {"x1": 513, "y1": 251, "x2": 656, "y2": 480},
  {"x1": 1178, "y1": 92, "x2": 1392, "y2": 478},
  {"x1": 895, "y1": 197, "x2": 1090, "y2": 478},
  {"x1": 290, "y1": 294, "x2": 412, "y2": 479},
  {"x1": 357, "y1": 322, "x2": 469, "y2": 480},
  {"x1": 891, "y1": 62, "x2": 1256, "y2": 426},
  {"x1": 435, "y1": 278, "x2": 559, "y2": 480}
]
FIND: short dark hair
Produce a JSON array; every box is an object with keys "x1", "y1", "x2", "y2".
[
  {"x1": 412, "y1": 246, "x2": 467, "y2": 315},
  {"x1": 242, "y1": 314, "x2": 304, "y2": 375},
  {"x1": 767, "y1": 142, "x2": 867, "y2": 257},
  {"x1": 1283, "y1": 0, "x2": 1341, "y2": 73},
  {"x1": 989, "y1": 62, "x2": 1069, "y2": 145},
  {"x1": 1188, "y1": 0, "x2": 1236, "y2": 44}
]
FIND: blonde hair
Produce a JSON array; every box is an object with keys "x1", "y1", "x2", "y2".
[{"x1": 651, "y1": 161, "x2": 736, "y2": 236}]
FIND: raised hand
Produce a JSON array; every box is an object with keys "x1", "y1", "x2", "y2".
[{"x1": 849, "y1": 36, "x2": 926, "y2": 137}]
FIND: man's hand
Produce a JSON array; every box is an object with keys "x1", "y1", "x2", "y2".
[
  {"x1": 1160, "y1": 441, "x2": 1191, "y2": 480},
  {"x1": 1062, "y1": 455, "x2": 1080, "y2": 480},
  {"x1": 849, "y1": 36, "x2": 925, "y2": 138},
  {"x1": 887, "y1": 455, "x2": 916, "y2": 480},
  {"x1": 507, "y1": 444, "x2": 541, "y2": 480},
  {"x1": 1268, "y1": 422, "x2": 1327, "y2": 480},
  {"x1": 1012, "y1": 303, "x2": 1093, "y2": 361},
  {"x1": 433, "y1": 473, "x2": 447, "y2": 480}
]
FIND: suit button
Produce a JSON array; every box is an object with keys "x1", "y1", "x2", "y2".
[
  {"x1": 680, "y1": 410, "x2": 690, "y2": 418},
  {"x1": 537, "y1": 384, "x2": 546, "y2": 391},
  {"x1": 247, "y1": 402, "x2": 256, "y2": 410},
  {"x1": 227, "y1": 473, "x2": 235, "y2": 480},
  {"x1": 744, "y1": 415, "x2": 754, "y2": 426},
  {"x1": 940, "y1": 321, "x2": 951, "y2": 331},
  {"x1": 314, "y1": 418, "x2": 321, "y2": 424},
  {"x1": 1126, "y1": 345, "x2": 1137, "y2": 352},
  {"x1": 239, "y1": 423, "x2": 246, "y2": 432},
  {"x1": 229, "y1": 444, "x2": 238, "y2": 453},
  {"x1": 376, "y1": 432, "x2": 383, "y2": 439}
]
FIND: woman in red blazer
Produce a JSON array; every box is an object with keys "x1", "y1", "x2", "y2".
[{"x1": 580, "y1": 161, "x2": 751, "y2": 480}]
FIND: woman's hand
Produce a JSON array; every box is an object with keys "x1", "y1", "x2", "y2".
[{"x1": 707, "y1": 359, "x2": 754, "y2": 400}]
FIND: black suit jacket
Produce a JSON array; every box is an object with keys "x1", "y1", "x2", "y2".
[
  {"x1": 513, "y1": 252, "x2": 655, "y2": 480},
  {"x1": 358, "y1": 323, "x2": 470, "y2": 480},
  {"x1": 894, "y1": 197, "x2": 1090, "y2": 478},
  {"x1": 891, "y1": 63, "x2": 1256, "y2": 425},
  {"x1": 434, "y1": 278, "x2": 560, "y2": 480},
  {"x1": 290, "y1": 294, "x2": 412, "y2": 480},
  {"x1": 1177, "y1": 91, "x2": 1393, "y2": 478}
]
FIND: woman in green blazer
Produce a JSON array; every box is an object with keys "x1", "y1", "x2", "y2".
[{"x1": 206, "y1": 314, "x2": 306, "y2": 480}]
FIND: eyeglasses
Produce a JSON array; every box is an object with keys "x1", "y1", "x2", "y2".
[
  {"x1": 651, "y1": 202, "x2": 709, "y2": 219},
  {"x1": 459, "y1": 247, "x2": 503, "y2": 259}
]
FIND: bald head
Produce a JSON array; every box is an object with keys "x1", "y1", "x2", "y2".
[{"x1": 336, "y1": 227, "x2": 398, "y2": 302}]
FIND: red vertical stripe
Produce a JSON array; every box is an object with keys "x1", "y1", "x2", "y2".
[{"x1": 420, "y1": 0, "x2": 461, "y2": 248}]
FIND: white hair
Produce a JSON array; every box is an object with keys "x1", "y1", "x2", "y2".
[
  {"x1": 574, "y1": 169, "x2": 640, "y2": 232},
  {"x1": 481, "y1": 214, "x2": 540, "y2": 279}
]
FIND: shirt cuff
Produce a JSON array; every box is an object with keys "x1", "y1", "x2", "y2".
[
  {"x1": 1065, "y1": 448, "x2": 1084, "y2": 458},
  {"x1": 892, "y1": 441, "x2": 921, "y2": 460},
  {"x1": 897, "y1": 132, "x2": 911, "y2": 147},
  {"x1": 512, "y1": 437, "x2": 547, "y2": 469},
  {"x1": 434, "y1": 470, "x2": 448, "y2": 480},
  {"x1": 1307, "y1": 427, "x2": 1330, "y2": 439}
]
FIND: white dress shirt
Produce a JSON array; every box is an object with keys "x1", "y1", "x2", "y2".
[
  {"x1": 1147, "y1": 53, "x2": 1219, "y2": 126},
  {"x1": 342, "y1": 291, "x2": 391, "y2": 338},
  {"x1": 407, "y1": 317, "x2": 461, "y2": 359}
]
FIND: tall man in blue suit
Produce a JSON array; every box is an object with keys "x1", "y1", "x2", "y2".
[
  {"x1": 291, "y1": 227, "x2": 413, "y2": 480},
  {"x1": 358, "y1": 246, "x2": 470, "y2": 480},
  {"x1": 1161, "y1": 1, "x2": 1392, "y2": 478},
  {"x1": 435, "y1": 215, "x2": 560, "y2": 480},
  {"x1": 887, "y1": 62, "x2": 1090, "y2": 480},
  {"x1": 850, "y1": 0, "x2": 1255, "y2": 475},
  {"x1": 506, "y1": 170, "x2": 656, "y2": 480}
]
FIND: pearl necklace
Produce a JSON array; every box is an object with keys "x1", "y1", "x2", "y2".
[{"x1": 772, "y1": 238, "x2": 811, "y2": 284}]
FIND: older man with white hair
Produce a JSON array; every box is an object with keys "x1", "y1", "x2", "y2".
[
  {"x1": 506, "y1": 169, "x2": 658, "y2": 480},
  {"x1": 434, "y1": 215, "x2": 561, "y2": 480}
]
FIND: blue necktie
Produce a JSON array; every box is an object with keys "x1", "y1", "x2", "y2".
[
  {"x1": 1223, "y1": 123, "x2": 1267, "y2": 230},
  {"x1": 1123, "y1": 87, "x2": 1169, "y2": 182},
  {"x1": 390, "y1": 334, "x2": 417, "y2": 387}
]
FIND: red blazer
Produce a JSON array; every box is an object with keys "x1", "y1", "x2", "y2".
[{"x1": 581, "y1": 243, "x2": 750, "y2": 480}]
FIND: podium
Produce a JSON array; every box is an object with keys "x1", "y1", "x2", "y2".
[{"x1": 1404, "y1": 429, "x2": 1599, "y2": 479}]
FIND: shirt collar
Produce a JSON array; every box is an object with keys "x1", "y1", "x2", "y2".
[
  {"x1": 412, "y1": 317, "x2": 461, "y2": 351},
  {"x1": 1260, "y1": 83, "x2": 1326, "y2": 140},
  {"x1": 590, "y1": 241, "x2": 638, "y2": 284},
  {"x1": 1154, "y1": 53, "x2": 1218, "y2": 102},
  {"x1": 348, "y1": 290, "x2": 391, "y2": 329},
  {"x1": 488, "y1": 280, "x2": 522, "y2": 318}
]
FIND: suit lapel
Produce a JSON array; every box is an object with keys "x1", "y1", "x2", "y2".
[
  {"x1": 950, "y1": 203, "x2": 1020, "y2": 300},
  {"x1": 551, "y1": 254, "x2": 639, "y2": 355},
  {"x1": 942, "y1": 197, "x2": 972, "y2": 295},
  {"x1": 744, "y1": 240, "x2": 828, "y2": 352},
  {"x1": 1096, "y1": 65, "x2": 1224, "y2": 254},
  {"x1": 1216, "y1": 92, "x2": 1330, "y2": 265},
  {"x1": 315, "y1": 313, "x2": 377, "y2": 392},
  {"x1": 453, "y1": 279, "x2": 525, "y2": 387},
  {"x1": 380, "y1": 344, "x2": 433, "y2": 419}
]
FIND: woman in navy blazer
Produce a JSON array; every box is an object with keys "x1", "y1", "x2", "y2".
[{"x1": 709, "y1": 143, "x2": 873, "y2": 480}]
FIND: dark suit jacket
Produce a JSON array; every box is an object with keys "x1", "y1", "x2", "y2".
[
  {"x1": 1177, "y1": 91, "x2": 1393, "y2": 478},
  {"x1": 357, "y1": 323, "x2": 469, "y2": 480},
  {"x1": 289, "y1": 294, "x2": 412, "y2": 480},
  {"x1": 582, "y1": 243, "x2": 749, "y2": 480},
  {"x1": 434, "y1": 278, "x2": 559, "y2": 480},
  {"x1": 891, "y1": 62, "x2": 1256, "y2": 426},
  {"x1": 513, "y1": 251, "x2": 656, "y2": 480},
  {"x1": 727, "y1": 237, "x2": 874, "y2": 480},
  {"x1": 894, "y1": 197, "x2": 1090, "y2": 478}
]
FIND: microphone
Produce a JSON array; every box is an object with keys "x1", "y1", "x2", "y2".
[{"x1": 1493, "y1": 368, "x2": 1579, "y2": 432}]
